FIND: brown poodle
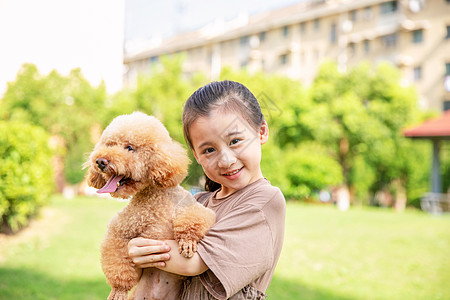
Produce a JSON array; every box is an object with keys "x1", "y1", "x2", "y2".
[{"x1": 84, "y1": 112, "x2": 215, "y2": 300}]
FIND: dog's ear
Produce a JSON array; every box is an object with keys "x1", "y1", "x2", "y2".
[
  {"x1": 150, "y1": 141, "x2": 190, "y2": 188},
  {"x1": 84, "y1": 162, "x2": 107, "y2": 189}
]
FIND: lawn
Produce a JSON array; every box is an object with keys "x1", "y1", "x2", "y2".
[{"x1": 1, "y1": 195, "x2": 449, "y2": 300}]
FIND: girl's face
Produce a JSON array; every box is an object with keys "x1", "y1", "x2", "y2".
[{"x1": 189, "y1": 109, "x2": 269, "y2": 198}]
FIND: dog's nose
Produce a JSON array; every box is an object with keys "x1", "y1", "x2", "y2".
[{"x1": 96, "y1": 158, "x2": 109, "y2": 171}]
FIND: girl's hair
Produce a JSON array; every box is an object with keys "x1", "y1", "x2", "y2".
[{"x1": 182, "y1": 80, "x2": 265, "y2": 192}]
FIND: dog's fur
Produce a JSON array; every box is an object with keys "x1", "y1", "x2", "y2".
[{"x1": 85, "y1": 112, "x2": 215, "y2": 300}]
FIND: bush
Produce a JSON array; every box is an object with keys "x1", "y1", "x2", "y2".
[
  {"x1": 0, "y1": 121, "x2": 54, "y2": 233},
  {"x1": 1, "y1": 64, "x2": 107, "y2": 185}
]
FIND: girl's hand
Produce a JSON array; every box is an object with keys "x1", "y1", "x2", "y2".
[{"x1": 127, "y1": 237, "x2": 171, "y2": 268}]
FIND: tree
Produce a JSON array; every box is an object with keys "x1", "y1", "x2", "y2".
[
  {"x1": 0, "y1": 120, "x2": 54, "y2": 232},
  {"x1": 0, "y1": 63, "x2": 107, "y2": 186},
  {"x1": 219, "y1": 68, "x2": 344, "y2": 199},
  {"x1": 285, "y1": 61, "x2": 428, "y2": 206}
]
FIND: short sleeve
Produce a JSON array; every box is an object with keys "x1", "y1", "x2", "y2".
[{"x1": 196, "y1": 194, "x2": 279, "y2": 299}]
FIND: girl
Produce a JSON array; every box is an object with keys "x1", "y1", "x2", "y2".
[{"x1": 128, "y1": 80, "x2": 286, "y2": 299}]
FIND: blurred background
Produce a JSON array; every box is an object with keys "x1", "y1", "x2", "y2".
[{"x1": 0, "y1": 0, "x2": 449, "y2": 299}]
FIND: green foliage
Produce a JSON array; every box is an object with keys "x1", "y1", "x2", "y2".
[
  {"x1": 440, "y1": 141, "x2": 450, "y2": 193},
  {"x1": 0, "y1": 63, "x2": 107, "y2": 184},
  {"x1": 219, "y1": 68, "x2": 344, "y2": 199},
  {"x1": 0, "y1": 120, "x2": 54, "y2": 232},
  {"x1": 221, "y1": 61, "x2": 430, "y2": 204},
  {"x1": 0, "y1": 59, "x2": 435, "y2": 207},
  {"x1": 105, "y1": 55, "x2": 210, "y2": 186},
  {"x1": 302, "y1": 61, "x2": 428, "y2": 204},
  {"x1": 282, "y1": 144, "x2": 343, "y2": 200}
]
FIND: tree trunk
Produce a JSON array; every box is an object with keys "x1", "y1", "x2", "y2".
[
  {"x1": 336, "y1": 185, "x2": 350, "y2": 211},
  {"x1": 393, "y1": 179, "x2": 407, "y2": 212}
]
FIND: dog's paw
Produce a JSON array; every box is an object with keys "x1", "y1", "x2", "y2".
[
  {"x1": 178, "y1": 239, "x2": 197, "y2": 258},
  {"x1": 108, "y1": 289, "x2": 128, "y2": 300}
]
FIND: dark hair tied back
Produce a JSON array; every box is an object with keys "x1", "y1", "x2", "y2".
[{"x1": 183, "y1": 80, "x2": 265, "y2": 192}]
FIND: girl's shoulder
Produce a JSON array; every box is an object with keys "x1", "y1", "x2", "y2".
[
  {"x1": 193, "y1": 190, "x2": 212, "y2": 205},
  {"x1": 237, "y1": 178, "x2": 285, "y2": 211},
  {"x1": 252, "y1": 178, "x2": 284, "y2": 199}
]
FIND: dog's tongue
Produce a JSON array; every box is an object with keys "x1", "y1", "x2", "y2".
[{"x1": 97, "y1": 175, "x2": 124, "y2": 194}]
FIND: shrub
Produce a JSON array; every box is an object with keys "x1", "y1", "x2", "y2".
[{"x1": 0, "y1": 120, "x2": 54, "y2": 233}]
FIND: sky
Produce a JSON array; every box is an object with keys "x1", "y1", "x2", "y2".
[
  {"x1": 0, "y1": 0, "x2": 301, "y2": 96},
  {"x1": 125, "y1": 0, "x2": 301, "y2": 54},
  {"x1": 0, "y1": 0, "x2": 124, "y2": 95},
  {"x1": 125, "y1": 0, "x2": 301, "y2": 40}
]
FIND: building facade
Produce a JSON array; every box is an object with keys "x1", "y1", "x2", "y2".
[{"x1": 124, "y1": 0, "x2": 450, "y2": 111}]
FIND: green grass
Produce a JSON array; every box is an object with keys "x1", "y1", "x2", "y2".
[
  {"x1": 1, "y1": 196, "x2": 449, "y2": 299},
  {"x1": 0, "y1": 196, "x2": 126, "y2": 300},
  {"x1": 267, "y1": 203, "x2": 450, "y2": 300}
]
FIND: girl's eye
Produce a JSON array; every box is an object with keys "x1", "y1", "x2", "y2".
[
  {"x1": 125, "y1": 145, "x2": 135, "y2": 152},
  {"x1": 230, "y1": 138, "x2": 241, "y2": 145},
  {"x1": 204, "y1": 147, "x2": 215, "y2": 154}
]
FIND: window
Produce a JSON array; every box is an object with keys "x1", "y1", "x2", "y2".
[
  {"x1": 149, "y1": 56, "x2": 158, "y2": 64},
  {"x1": 314, "y1": 18, "x2": 320, "y2": 30},
  {"x1": 364, "y1": 40, "x2": 370, "y2": 53},
  {"x1": 300, "y1": 22, "x2": 306, "y2": 33},
  {"x1": 282, "y1": 26, "x2": 289, "y2": 37},
  {"x1": 259, "y1": 32, "x2": 266, "y2": 42},
  {"x1": 444, "y1": 101, "x2": 450, "y2": 111},
  {"x1": 348, "y1": 43, "x2": 356, "y2": 56},
  {"x1": 330, "y1": 23, "x2": 337, "y2": 43},
  {"x1": 446, "y1": 25, "x2": 450, "y2": 39},
  {"x1": 380, "y1": 1, "x2": 398, "y2": 14},
  {"x1": 412, "y1": 29, "x2": 423, "y2": 43},
  {"x1": 382, "y1": 33, "x2": 397, "y2": 48},
  {"x1": 363, "y1": 6, "x2": 372, "y2": 20},
  {"x1": 240, "y1": 36, "x2": 249, "y2": 46},
  {"x1": 350, "y1": 10, "x2": 357, "y2": 22},
  {"x1": 414, "y1": 66, "x2": 422, "y2": 81},
  {"x1": 280, "y1": 54, "x2": 289, "y2": 65}
]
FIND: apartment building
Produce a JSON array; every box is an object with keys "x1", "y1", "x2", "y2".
[{"x1": 123, "y1": 0, "x2": 450, "y2": 111}]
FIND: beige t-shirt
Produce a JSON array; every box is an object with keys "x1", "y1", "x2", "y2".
[{"x1": 188, "y1": 178, "x2": 286, "y2": 300}]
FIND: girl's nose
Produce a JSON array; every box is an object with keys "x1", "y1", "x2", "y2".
[{"x1": 217, "y1": 150, "x2": 237, "y2": 168}]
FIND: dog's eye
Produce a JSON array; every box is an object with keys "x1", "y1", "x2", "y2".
[{"x1": 125, "y1": 145, "x2": 135, "y2": 152}]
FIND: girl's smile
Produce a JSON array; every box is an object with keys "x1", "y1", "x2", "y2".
[
  {"x1": 222, "y1": 167, "x2": 243, "y2": 178},
  {"x1": 189, "y1": 110, "x2": 269, "y2": 198}
]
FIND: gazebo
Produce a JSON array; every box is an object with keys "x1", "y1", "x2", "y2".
[{"x1": 403, "y1": 110, "x2": 450, "y2": 212}]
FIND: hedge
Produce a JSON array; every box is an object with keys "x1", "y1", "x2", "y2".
[{"x1": 0, "y1": 120, "x2": 54, "y2": 233}]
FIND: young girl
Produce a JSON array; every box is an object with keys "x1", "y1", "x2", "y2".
[{"x1": 128, "y1": 80, "x2": 286, "y2": 299}]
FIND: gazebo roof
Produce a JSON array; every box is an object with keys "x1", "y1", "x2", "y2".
[{"x1": 403, "y1": 110, "x2": 450, "y2": 139}]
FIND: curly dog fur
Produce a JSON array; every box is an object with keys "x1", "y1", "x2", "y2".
[{"x1": 84, "y1": 112, "x2": 215, "y2": 300}]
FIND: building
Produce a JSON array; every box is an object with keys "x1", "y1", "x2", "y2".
[{"x1": 123, "y1": 0, "x2": 450, "y2": 111}]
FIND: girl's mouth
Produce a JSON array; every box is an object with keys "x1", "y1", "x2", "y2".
[{"x1": 222, "y1": 167, "x2": 243, "y2": 178}]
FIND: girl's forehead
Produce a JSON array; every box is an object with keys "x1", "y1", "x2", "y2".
[
  {"x1": 196, "y1": 111, "x2": 251, "y2": 130},
  {"x1": 190, "y1": 111, "x2": 258, "y2": 143}
]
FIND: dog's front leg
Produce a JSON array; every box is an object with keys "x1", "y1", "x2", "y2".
[
  {"x1": 101, "y1": 234, "x2": 139, "y2": 300},
  {"x1": 173, "y1": 203, "x2": 215, "y2": 258}
]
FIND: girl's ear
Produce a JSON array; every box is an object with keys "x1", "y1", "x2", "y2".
[{"x1": 259, "y1": 121, "x2": 269, "y2": 145}]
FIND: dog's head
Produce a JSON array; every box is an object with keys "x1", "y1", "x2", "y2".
[{"x1": 84, "y1": 112, "x2": 190, "y2": 198}]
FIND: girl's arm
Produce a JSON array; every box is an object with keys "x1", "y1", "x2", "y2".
[
  {"x1": 128, "y1": 238, "x2": 208, "y2": 276},
  {"x1": 160, "y1": 240, "x2": 208, "y2": 276}
]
